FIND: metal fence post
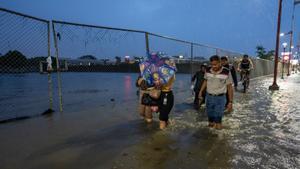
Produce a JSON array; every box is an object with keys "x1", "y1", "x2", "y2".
[
  {"x1": 52, "y1": 21, "x2": 63, "y2": 112},
  {"x1": 145, "y1": 32, "x2": 150, "y2": 54},
  {"x1": 191, "y1": 43, "x2": 194, "y2": 76},
  {"x1": 47, "y1": 22, "x2": 53, "y2": 110}
]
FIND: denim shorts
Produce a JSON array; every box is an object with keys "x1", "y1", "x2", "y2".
[{"x1": 206, "y1": 94, "x2": 226, "y2": 123}]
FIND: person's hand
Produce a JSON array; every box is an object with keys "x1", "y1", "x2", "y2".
[
  {"x1": 227, "y1": 102, "x2": 233, "y2": 112},
  {"x1": 198, "y1": 92, "x2": 203, "y2": 99},
  {"x1": 190, "y1": 84, "x2": 194, "y2": 90},
  {"x1": 137, "y1": 78, "x2": 143, "y2": 86},
  {"x1": 198, "y1": 93, "x2": 203, "y2": 101}
]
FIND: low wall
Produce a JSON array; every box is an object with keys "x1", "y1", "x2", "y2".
[
  {"x1": 232, "y1": 58, "x2": 275, "y2": 78},
  {"x1": 65, "y1": 58, "x2": 291, "y2": 79},
  {"x1": 232, "y1": 58, "x2": 288, "y2": 79}
]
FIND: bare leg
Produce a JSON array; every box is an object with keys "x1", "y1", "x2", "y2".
[
  {"x1": 139, "y1": 104, "x2": 146, "y2": 118},
  {"x1": 144, "y1": 106, "x2": 153, "y2": 123}
]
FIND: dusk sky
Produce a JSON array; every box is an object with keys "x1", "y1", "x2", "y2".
[{"x1": 1, "y1": 0, "x2": 300, "y2": 56}]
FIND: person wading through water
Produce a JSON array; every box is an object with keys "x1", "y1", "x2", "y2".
[{"x1": 199, "y1": 55, "x2": 234, "y2": 129}]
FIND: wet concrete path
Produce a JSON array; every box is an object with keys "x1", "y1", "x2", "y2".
[{"x1": 0, "y1": 74, "x2": 299, "y2": 169}]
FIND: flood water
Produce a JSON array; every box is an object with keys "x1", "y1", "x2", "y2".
[{"x1": 0, "y1": 72, "x2": 299, "y2": 169}]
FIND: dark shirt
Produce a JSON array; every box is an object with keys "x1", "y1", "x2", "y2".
[
  {"x1": 191, "y1": 70, "x2": 205, "y2": 92},
  {"x1": 224, "y1": 64, "x2": 238, "y2": 87},
  {"x1": 240, "y1": 59, "x2": 250, "y2": 69}
]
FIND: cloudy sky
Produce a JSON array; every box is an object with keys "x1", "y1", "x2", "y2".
[{"x1": 1, "y1": 0, "x2": 299, "y2": 57}]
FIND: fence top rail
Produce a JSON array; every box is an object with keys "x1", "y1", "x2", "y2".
[
  {"x1": 52, "y1": 20, "x2": 147, "y2": 34},
  {"x1": 192, "y1": 43, "x2": 243, "y2": 56},
  {"x1": 148, "y1": 32, "x2": 192, "y2": 45},
  {"x1": 148, "y1": 32, "x2": 243, "y2": 56},
  {"x1": 0, "y1": 7, "x2": 243, "y2": 56},
  {"x1": 0, "y1": 7, "x2": 49, "y2": 23},
  {"x1": 52, "y1": 20, "x2": 243, "y2": 56}
]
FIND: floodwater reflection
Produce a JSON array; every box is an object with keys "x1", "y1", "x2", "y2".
[{"x1": 0, "y1": 73, "x2": 299, "y2": 169}]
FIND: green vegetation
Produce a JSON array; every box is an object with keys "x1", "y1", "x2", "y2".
[
  {"x1": 0, "y1": 50, "x2": 27, "y2": 68},
  {"x1": 256, "y1": 45, "x2": 275, "y2": 60},
  {"x1": 78, "y1": 55, "x2": 97, "y2": 60},
  {"x1": 0, "y1": 50, "x2": 57, "y2": 72}
]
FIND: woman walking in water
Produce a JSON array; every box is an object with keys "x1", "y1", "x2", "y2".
[
  {"x1": 158, "y1": 74, "x2": 175, "y2": 129},
  {"x1": 139, "y1": 52, "x2": 176, "y2": 129}
]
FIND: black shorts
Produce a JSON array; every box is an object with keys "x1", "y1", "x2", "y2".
[{"x1": 158, "y1": 91, "x2": 174, "y2": 122}]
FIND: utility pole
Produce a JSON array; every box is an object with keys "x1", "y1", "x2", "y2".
[
  {"x1": 269, "y1": 0, "x2": 283, "y2": 90},
  {"x1": 287, "y1": 4, "x2": 296, "y2": 76}
]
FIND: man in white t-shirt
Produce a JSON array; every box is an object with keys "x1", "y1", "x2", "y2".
[{"x1": 198, "y1": 55, "x2": 233, "y2": 129}]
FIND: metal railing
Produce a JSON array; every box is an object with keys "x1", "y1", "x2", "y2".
[
  {"x1": 0, "y1": 8, "x2": 53, "y2": 122},
  {"x1": 1, "y1": 7, "x2": 248, "y2": 120}
]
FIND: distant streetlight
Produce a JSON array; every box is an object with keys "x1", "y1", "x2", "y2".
[
  {"x1": 282, "y1": 42, "x2": 288, "y2": 48},
  {"x1": 287, "y1": 3, "x2": 296, "y2": 76},
  {"x1": 281, "y1": 42, "x2": 288, "y2": 79},
  {"x1": 280, "y1": 31, "x2": 292, "y2": 37}
]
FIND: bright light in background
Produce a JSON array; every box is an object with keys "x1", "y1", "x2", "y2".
[
  {"x1": 125, "y1": 56, "x2": 130, "y2": 59},
  {"x1": 291, "y1": 46, "x2": 294, "y2": 49},
  {"x1": 280, "y1": 33, "x2": 285, "y2": 37},
  {"x1": 282, "y1": 42, "x2": 288, "y2": 48},
  {"x1": 281, "y1": 52, "x2": 290, "y2": 56},
  {"x1": 179, "y1": 55, "x2": 183, "y2": 59},
  {"x1": 291, "y1": 59, "x2": 298, "y2": 65},
  {"x1": 284, "y1": 56, "x2": 289, "y2": 61}
]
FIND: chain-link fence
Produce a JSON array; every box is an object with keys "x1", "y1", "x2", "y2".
[
  {"x1": 51, "y1": 21, "x2": 149, "y2": 113},
  {"x1": 148, "y1": 33, "x2": 244, "y2": 75},
  {"x1": 0, "y1": 8, "x2": 53, "y2": 122},
  {"x1": 51, "y1": 20, "x2": 247, "y2": 113},
  {"x1": 148, "y1": 33, "x2": 192, "y2": 74},
  {"x1": 2, "y1": 7, "x2": 275, "y2": 121}
]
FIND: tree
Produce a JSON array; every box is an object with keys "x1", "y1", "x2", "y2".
[
  {"x1": 115, "y1": 56, "x2": 121, "y2": 65},
  {"x1": 256, "y1": 45, "x2": 274, "y2": 60},
  {"x1": 0, "y1": 50, "x2": 27, "y2": 68},
  {"x1": 265, "y1": 50, "x2": 275, "y2": 60},
  {"x1": 78, "y1": 55, "x2": 97, "y2": 60},
  {"x1": 256, "y1": 45, "x2": 266, "y2": 58}
]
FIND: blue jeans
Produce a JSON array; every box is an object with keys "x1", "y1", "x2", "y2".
[{"x1": 206, "y1": 94, "x2": 226, "y2": 123}]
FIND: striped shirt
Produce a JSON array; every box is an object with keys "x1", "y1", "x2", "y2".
[{"x1": 204, "y1": 66, "x2": 232, "y2": 95}]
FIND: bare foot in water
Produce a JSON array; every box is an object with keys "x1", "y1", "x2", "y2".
[
  {"x1": 214, "y1": 123, "x2": 222, "y2": 130},
  {"x1": 208, "y1": 122, "x2": 215, "y2": 128},
  {"x1": 159, "y1": 121, "x2": 167, "y2": 130},
  {"x1": 145, "y1": 118, "x2": 153, "y2": 123}
]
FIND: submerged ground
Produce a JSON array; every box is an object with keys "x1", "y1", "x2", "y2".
[{"x1": 0, "y1": 73, "x2": 299, "y2": 169}]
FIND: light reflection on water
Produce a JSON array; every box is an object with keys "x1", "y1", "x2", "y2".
[{"x1": 0, "y1": 73, "x2": 299, "y2": 169}]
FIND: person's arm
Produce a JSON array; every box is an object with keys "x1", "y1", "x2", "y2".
[
  {"x1": 136, "y1": 77, "x2": 141, "y2": 87},
  {"x1": 191, "y1": 72, "x2": 197, "y2": 82},
  {"x1": 249, "y1": 59, "x2": 254, "y2": 70},
  {"x1": 230, "y1": 66, "x2": 238, "y2": 87},
  {"x1": 227, "y1": 83, "x2": 233, "y2": 111},
  {"x1": 198, "y1": 80, "x2": 207, "y2": 98},
  {"x1": 237, "y1": 61, "x2": 241, "y2": 71}
]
